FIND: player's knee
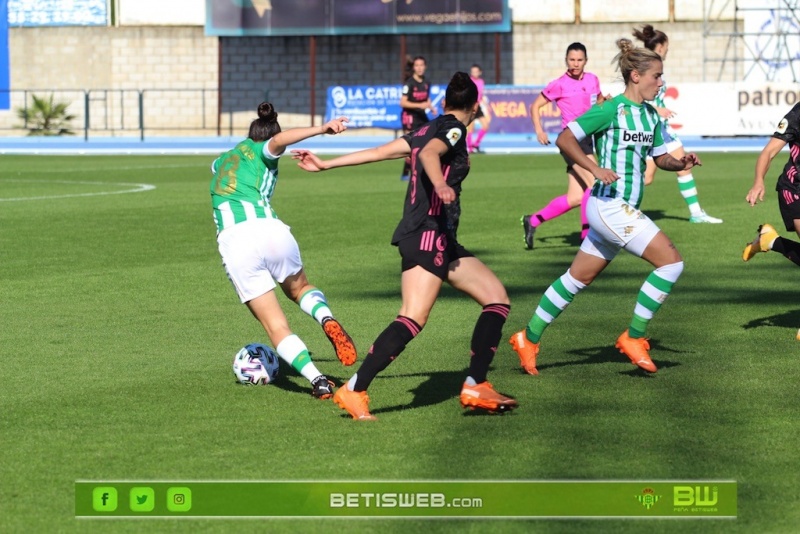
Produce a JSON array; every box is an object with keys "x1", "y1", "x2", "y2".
[
  {"x1": 655, "y1": 260, "x2": 684, "y2": 281},
  {"x1": 484, "y1": 281, "x2": 510, "y2": 305},
  {"x1": 492, "y1": 292, "x2": 511, "y2": 306}
]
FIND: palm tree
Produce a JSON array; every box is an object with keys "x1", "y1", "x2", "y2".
[{"x1": 17, "y1": 94, "x2": 76, "y2": 136}]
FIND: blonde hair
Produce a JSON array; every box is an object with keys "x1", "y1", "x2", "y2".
[{"x1": 613, "y1": 38, "x2": 662, "y2": 84}]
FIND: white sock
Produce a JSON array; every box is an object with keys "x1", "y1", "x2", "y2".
[
  {"x1": 347, "y1": 374, "x2": 358, "y2": 391},
  {"x1": 298, "y1": 289, "x2": 333, "y2": 325},
  {"x1": 275, "y1": 334, "x2": 323, "y2": 382}
]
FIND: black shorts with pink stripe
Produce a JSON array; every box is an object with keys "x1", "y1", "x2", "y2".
[
  {"x1": 777, "y1": 187, "x2": 800, "y2": 231},
  {"x1": 397, "y1": 229, "x2": 475, "y2": 280}
]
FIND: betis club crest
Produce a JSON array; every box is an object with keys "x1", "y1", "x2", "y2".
[{"x1": 637, "y1": 487, "x2": 661, "y2": 510}]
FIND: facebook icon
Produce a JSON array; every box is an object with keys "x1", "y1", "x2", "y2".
[{"x1": 92, "y1": 487, "x2": 118, "y2": 512}]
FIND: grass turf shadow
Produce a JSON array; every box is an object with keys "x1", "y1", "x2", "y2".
[{"x1": 533, "y1": 338, "x2": 683, "y2": 377}]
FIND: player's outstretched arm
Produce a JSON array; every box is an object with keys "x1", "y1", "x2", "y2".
[
  {"x1": 653, "y1": 152, "x2": 701, "y2": 172},
  {"x1": 292, "y1": 138, "x2": 410, "y2": 172},
  {"x1": 556, "y1": 128, "x2": 613, "y2": 183},
  {"x1": 747, "y1": 137, "x2": 786, "y2": 206},
  {"x1": 268, "y1": 117, "x2": 348, "y2": 156}
]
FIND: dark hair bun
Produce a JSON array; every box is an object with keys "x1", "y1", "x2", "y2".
[
  {"x1": 257, "y1": 102, "x2": 278, "y2": 123},
  {"x1": 640, "y1": 24, "x2": 655, "y2": 40},
  {"x1": 449, "y1": 71, "x2": 471, "y2": 91}
]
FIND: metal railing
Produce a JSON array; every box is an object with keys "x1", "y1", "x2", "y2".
[{"x1": 1, "y1": 88, "x2": 228, "y2": 140}]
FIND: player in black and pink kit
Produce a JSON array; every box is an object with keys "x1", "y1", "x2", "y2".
[
  {"x1": 399, "y1": 56, "x2": 436, "y2": 181},
  {"x1": 292, "y1": 72, "x2": 517, "y2": 420},
  {"x1": 743, "y1": 102, "x2": 800, "y2": 269}
]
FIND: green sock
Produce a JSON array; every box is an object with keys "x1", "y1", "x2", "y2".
[
  {"x1": 628, "y1": 315, "x2": 648, "y2": 338},
  {"x1": 677, "y1": 173, "x2": 702, "y2": 216},
  {"x1": 629, "y1": 266, "x2": 681, "y2": 338},
  {"x1": 525, "y1": 272, "x2": 585, "y2": 343},
  {"x1": 526, "y1": 317, "x2": 548, "y2": 343}
]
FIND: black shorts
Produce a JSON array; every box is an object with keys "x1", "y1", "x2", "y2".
[
  {"x1": 475, "y1": 106, "x2": 485, "y2": 120},
  {"x1": 397, "y1": 230, "x2": 474, "y2": 280},
  {"x1": 560, "y1": 135, "x2": 594, "y2": 171},
  {"x1": 777, "y1": 187, "x2": 800, "y2": 231},
  {"x1": 402, "y1": 112, "x2": 428, "y2": 133}
]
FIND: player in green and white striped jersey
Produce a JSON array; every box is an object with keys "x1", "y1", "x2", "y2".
[
  {"x1": 634, "y1": 24, "x2": 722, "y2": 224},
  {"x1": 211, "y1": 102, "x2": 357, "y2": 399},
  {"x1": 510, "y1": 38, "x2": 702, "y2": 374}
]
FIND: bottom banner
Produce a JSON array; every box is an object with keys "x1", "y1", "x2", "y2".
[{"x1": 75, "y1": 480, "x2": 736, "y2": 518}]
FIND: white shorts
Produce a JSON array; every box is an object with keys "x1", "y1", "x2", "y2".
[
  {"x1": 580, "y1": 196, "x2": 661, "y2": 260},
  {"x1": 217, "y1": 218, "x2": 303, "y2": 303}
]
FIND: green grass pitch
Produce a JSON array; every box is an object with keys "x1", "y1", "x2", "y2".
[{"x1": 0, "y1": 152, "x2": 797, "y2": 533}]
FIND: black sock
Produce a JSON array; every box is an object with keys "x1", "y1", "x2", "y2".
[
  {"x1": 467, "y1": 303, "x2": 511, "y2": 384},
  {"x1": 353, "y1": 316, "x2": 422, "y2": 391},
  {"x1": 771, "y1": 237, "x2": 800, "y2": 267}
]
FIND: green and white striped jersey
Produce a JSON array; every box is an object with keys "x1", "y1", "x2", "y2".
[
  {"x1": 653, "y1": 75, "x2": 667, "y2": 109},
  {"x1": 568, "y1": 94, "x2": 666, "y2": 209},
  {"x1": 651, "y1": 75, "x2": 680, "y2": 141},
  {"x1": 210, "y1": 138, "x2": 280, "y2": 232}
]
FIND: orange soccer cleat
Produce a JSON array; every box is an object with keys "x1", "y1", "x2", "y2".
[
  {"x1": 509, "y1": 330, "x2": 540, "y2": 375},
  {"x1": 460, "y1": 381, "x2": 518, "y2": 413},
  {"x1": 615, "y1": 330, "x2": 657, "y2": 373},
  {"x1": 322, "y1": 318, "x2": 357, "y2": 366},
  {"x1": 333, "y1": 386, "x2": 377, "y2": 421},
  {"x1": 742, "y1": 223, "x2": 779, "y2": 262}
]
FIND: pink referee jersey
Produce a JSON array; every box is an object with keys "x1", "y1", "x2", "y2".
[
  {"x1": 541, "y1": 71, "x2": 601, "y2": 129},
  {"x1": 471, "y1": 75, "x2": 485, "y2": 102}
]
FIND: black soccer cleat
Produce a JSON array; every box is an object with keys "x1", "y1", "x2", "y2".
[
  {"x1": 311, "y1": 375, "x2": 335, "y2": 400},
  {"x1": 521, "y1": 215, "x2": 536, "y2": 250}
]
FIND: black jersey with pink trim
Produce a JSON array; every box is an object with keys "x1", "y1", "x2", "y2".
[
  {"x1": 401, "y1": 76, "x2": 430, "y2": 131},
  {"x1": 772, "y1": 103, "x2": 800, "y2": 195},
  {"x1": 391, "y1": 114, "x2": 469, "y2": 245}
]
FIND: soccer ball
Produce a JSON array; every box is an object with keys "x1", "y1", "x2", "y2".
[{"x1": 232, "y1": 343, "x2": 280, "y2": 385}]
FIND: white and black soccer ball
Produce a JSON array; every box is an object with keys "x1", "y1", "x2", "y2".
[{"x1": 232, "y1": 343, "x2": 280, "y2": 385}]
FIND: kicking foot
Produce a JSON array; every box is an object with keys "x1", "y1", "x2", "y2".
[
  {"x1": 742, "y1": 223, "x2": 779, "y2": 261},
  {"x1": 322, "y1": 318, "x2": 357, "y2": 366}
]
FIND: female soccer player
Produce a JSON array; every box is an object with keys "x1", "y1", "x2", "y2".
[
  {"x1": 466, "y1": 63, "x2": 491, "y2": 153},
  {"x1": 293, "y1": 72, "x2": 517, "y2": 420},
  {"x1": 742, "y1": 102, "x2": 800, "y2": 269},
  {"x1": 521, "y1": 42, "x2": 607, "y2": 249},
  {"x1": 399, "y1": 56, "x2": 436, "y2": 181},
  {"x1": 510, "y1": 38, "x2": 701, "y2": 375},
  {"x1": 210, "y1": 102, "x2": 357, "y2": 399},
  {"x1": 633, "y1": 24, "x2": 722, "y2": 224}
]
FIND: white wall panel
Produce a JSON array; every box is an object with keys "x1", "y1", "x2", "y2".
[
  {"x1": 580, "y1": 0, "x2": 669, "y2": 23},
  {"x1": 119, "y1": 0, "x2": 205, "y2": 26},
  {"x1": 509, "y1": 0, "x2": 574, "y2": 23}
]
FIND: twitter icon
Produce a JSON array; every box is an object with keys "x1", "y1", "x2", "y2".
[{"x1": 130, "y1": 487, "x2": 155, "y2": 512}]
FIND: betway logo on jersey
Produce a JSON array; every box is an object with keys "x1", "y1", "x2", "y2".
[{"x1": 622, "y1": 130, "x2": 654, "y2": 144}]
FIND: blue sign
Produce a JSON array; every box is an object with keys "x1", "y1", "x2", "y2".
[
  {"x1": 0, "y1": 0, "x2": 8, "y2": 109},
  {"x1": 325, "y1": 84, "x2": 443, "y2": 129},
  {"x1": 8, "y1": 0, "x2": 107, "y2": 27}
]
